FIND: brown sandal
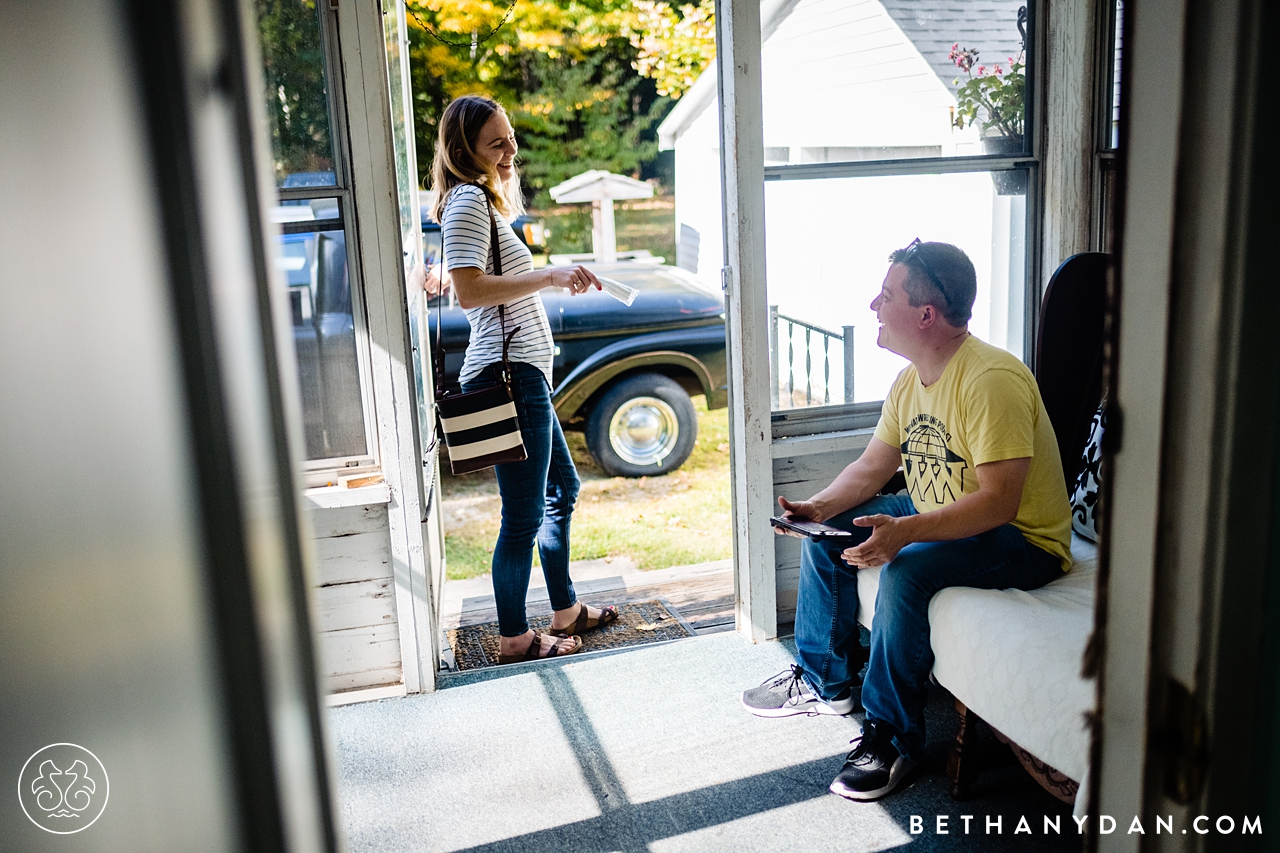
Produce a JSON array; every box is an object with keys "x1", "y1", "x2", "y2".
[
  {"x1": 495, "y1": 632, "x2": 582, "y2": 665},
  {"x1": 551, "y1": 602, "x2": 619, "y2": 637}
]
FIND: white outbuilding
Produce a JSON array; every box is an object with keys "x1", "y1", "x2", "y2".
[{"x1": 659, "y1": 0, "x2": 1027, "y2": 404}]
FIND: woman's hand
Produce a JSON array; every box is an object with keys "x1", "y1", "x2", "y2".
[
  {"x1": 424, "y1": 264, "x2": 450, "y2": 296},
  {"x1": 408, "y1": 262, "x2": 450, "y2": 296},
  {"x1": 548, "y1": 264, "x2": 602, "y2": 296},
  {"x1": 407, "y1": 262, "x2": 426, "y2": 293}
]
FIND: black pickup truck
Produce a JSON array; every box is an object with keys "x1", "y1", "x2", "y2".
[{"x1": 423, "y1": 221, "x2": 728, "y2": 477}]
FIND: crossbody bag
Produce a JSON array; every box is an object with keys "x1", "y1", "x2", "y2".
[{"x1": 432, "y1": 189, "x2": 527, "y2": 475}]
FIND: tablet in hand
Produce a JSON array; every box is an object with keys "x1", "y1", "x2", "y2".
[{"x1": 769, "y1": 516, "x2": 854, "y2": 542}]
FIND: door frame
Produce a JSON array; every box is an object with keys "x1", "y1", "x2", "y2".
[
  {"x1": 1091, "y1": 0, "x2": 1276, "y2": 845},
  {"x1": 715, "y1": 0, "x2": 777, "y2": 642}
]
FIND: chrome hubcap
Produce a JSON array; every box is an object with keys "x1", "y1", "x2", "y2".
[{"x1": 608, "y1": 396, "x2": 679, "y2": 467}]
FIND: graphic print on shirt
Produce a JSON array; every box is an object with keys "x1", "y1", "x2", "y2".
[{"x1": 900, "y1": 414, "x2": 970, "y2": 506}]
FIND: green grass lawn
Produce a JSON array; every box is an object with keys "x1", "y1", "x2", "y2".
[{"x1": 440, "y1": 398, "x2": 732, "y2": 581}]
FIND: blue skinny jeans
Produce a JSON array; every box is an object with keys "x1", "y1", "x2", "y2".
[
  {"x1": 793, "y1": 494, "x2": 1062, "y2": 761},
  {"x1": 461, "y1": 361, "x2": 581, "y2": 637}
]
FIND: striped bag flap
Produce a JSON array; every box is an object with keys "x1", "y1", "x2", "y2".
[{"x1": 437, "y1": 383, "x2": 527, "y2": 474}]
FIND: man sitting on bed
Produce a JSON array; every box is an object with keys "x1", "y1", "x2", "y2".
[{"x1": 741, "y1": 240, "x2": 1072, "y2": 802}]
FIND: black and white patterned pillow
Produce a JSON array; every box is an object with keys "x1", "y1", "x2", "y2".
[{"x1": 1070, "y1": 403, "x2": 1106, "y2": 542}]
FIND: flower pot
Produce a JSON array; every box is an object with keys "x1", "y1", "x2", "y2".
[{"x1": 982, "y1": 135, "x2": 1027, "y2": 196}]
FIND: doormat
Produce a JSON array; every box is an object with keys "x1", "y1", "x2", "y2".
[{"x1": 446, "y1": 599, "x2": 695, "y2": 672}]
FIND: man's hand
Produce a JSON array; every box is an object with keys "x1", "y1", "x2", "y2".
[
  {"x1": 773, "y1": 495, "x2": 822, "y2": 537},
  {"x1": 841, "y1": 514, "x2": 911, "y2": 567}
]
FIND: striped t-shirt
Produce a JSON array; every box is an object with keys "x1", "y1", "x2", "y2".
[{"x1": 442, "y1": 184, "x2": 554, "y2": 386}]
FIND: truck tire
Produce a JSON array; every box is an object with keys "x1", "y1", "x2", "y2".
[{"x1": 585, "y1": 373, "x2": 698, "y2": 477}]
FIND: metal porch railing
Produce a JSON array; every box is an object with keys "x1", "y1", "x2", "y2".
[{"x1": 769, "y1": 305, "x2": 854, "y2": 409}]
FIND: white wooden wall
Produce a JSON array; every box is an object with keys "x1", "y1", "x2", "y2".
[
  {"x1": 771, "y1": 429, "x2": 874, "y2": 625},
  {"x1": 308, "y1": 500, "x2": 403, "y2": 694}
]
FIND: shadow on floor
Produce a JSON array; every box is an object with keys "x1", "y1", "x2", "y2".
[{"x1": 329, "y1": 632, "x2": 1080, "y2": 853}]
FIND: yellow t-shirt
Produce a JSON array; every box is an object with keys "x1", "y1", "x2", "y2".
[{"x1": 872, "y1": 336, "x2": 1073, "y2": 569}]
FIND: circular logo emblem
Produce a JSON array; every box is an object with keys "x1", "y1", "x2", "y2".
[{"x1": 18, "y1": 744, "x2": 109, "y2": 834}]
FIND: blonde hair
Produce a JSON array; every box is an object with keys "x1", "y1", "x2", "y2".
[{"x1": 430, "y1": 95, "x2": 524, "y2": 223}]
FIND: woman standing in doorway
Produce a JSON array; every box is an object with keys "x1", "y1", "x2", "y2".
[{"x1": 431, "y1": 95, "x2": 619, "y2": 664}]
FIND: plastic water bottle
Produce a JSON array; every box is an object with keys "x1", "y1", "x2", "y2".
[{"x1": 597, "y1": 276, "x2": 638, "y2": 307}]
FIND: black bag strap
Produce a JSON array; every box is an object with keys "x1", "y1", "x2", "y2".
[
  {"x1": 431, "y1": 185, "x2": 521, "y2": 394},
  {"x1": 483, "y1": 193, "x2": 522, "y2": 378}
]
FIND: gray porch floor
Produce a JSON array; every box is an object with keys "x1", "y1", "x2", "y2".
[{"x1": 328, "y1": 632, "x2": 1080, "y2": 852}]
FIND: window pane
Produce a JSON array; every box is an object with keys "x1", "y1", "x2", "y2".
[
  {"x1": 422, "y1": 221, "x2": 442, "y2": 270},
  {"x1": 276, "y1": 195, "x2": 341, "y2": 223},
  {"x1": 1108, "y1": 0, "x2": 1123, "y2": 149},
  {"x1": 381, "y1": 4, "x2": 417, "y2": 257},
  {"x1": 765, "y1": 171, "x2": 1027, "y2": 409},
  {"x1": 256, "y1": 0, "x2": 337, "y2": 187},
  {"x1": 1099, "y1": 160, "x2": 1119, "y2": 252},
  {"x1": 271, "y1": 201, "x2": 369, "y2": 461},
  {"x1": 760, "y1": 0, "x2": 1030, "y2": 163}
]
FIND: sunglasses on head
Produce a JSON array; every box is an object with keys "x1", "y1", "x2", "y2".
[{"x1": 898, "y1": 238, "x2": 950, "y2": 310}]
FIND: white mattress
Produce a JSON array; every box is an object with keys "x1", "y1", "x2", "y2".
[{"x1": 855, "y1": 535, "x2": 1098, "y2": 783}]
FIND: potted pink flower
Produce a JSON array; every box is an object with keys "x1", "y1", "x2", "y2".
[{"x1": 950, "y1": 43, "x2": 1027, "y2": 194}]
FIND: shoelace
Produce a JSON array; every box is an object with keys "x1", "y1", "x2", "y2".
[
  {"x1": 771, "y1": 666, "x2": 839, "y2": 716},
  {"x1": 777, "y1": 665, "x2": 807, "y2": 703},
  {"x1": 844, "y1": 731, "x2": 884, "y2": 769}
]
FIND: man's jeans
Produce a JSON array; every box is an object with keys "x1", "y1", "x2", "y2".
[
  {"x1": 462, "y1": 361, "x2": 581, "y2": 637},
  {"x1": 793, "y1": 494, "x2": 1062, "y2": 760}
]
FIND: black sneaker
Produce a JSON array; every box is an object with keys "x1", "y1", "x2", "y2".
[
  {"x1": 740, "y1": 665, "x2": 855, "y2": 717},
  {"x1": 828, "y1": 722, "x2": 918, "y2": 801}
]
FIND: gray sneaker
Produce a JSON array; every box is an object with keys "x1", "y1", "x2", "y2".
[{"x1": 741, "y1": 665, "x2": 855, "y2": 717}]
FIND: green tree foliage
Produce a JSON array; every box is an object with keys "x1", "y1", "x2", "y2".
[
  {"x1": 624, "y1": 0, "x2": 715, "y2": 98},
  {"x1": 515, "y1": 50, "x2": 664, "y2": 196},
  {"x1": 405, "y1": 0, "x2": 713, "y2": 206}
]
